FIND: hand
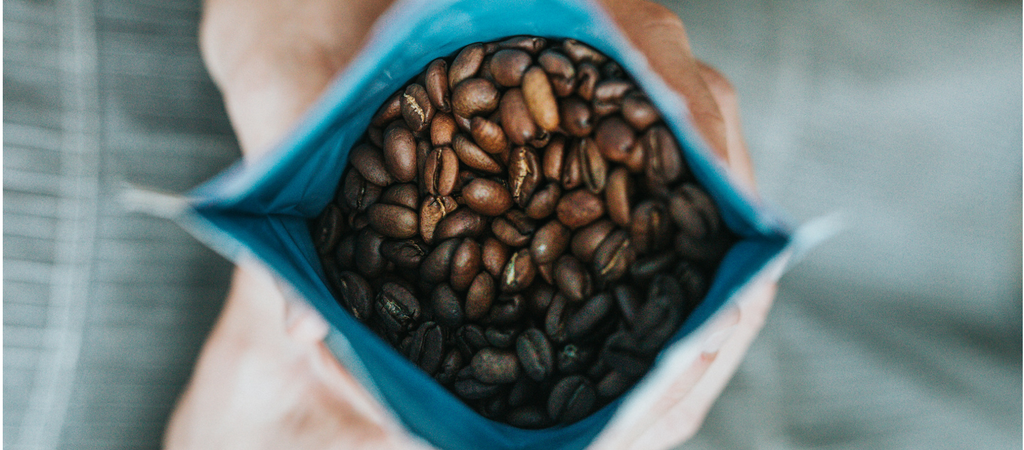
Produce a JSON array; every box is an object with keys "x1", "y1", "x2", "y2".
[{"x1": 172, "y1": 1, "x2": 776, "y2": 449}]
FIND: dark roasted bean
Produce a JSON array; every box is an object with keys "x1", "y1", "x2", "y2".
[
  {"x1": 355, "y1": 228, "x2": 387, "y2": 277},
  {"x1": 595, "y1": 116, "x2": 635, "y2": 163},
  {"x1": 452, "y1": 78, "x2": 500, "y2": 118},
  {"x1": 542, "y1": 134, "x2": 566, "y2": 181},
  {"x1": 334, "y1": 271, "x2": 374, "y2": 321},
  {"x1": 517, "y1": 328, "x2": 554, "y2": 381},
  {"x1": 556, "y1": 189, "x2": 605, "y2": 229},
  {"x1": 538, "y1": 49, "x2": 576, "y2": 97},
  {"x1": 371, "y1": 92, "x2": 402, "y2": 127},
  {"x1": 349, "y1": 143, "x2": 393, "y2": 187},
  {"x1": 313, "y1": 203, "x2": 343, "y2": 254},
  {"x1": 401, "y1": 83, "x2": 435, "y2": 132},
  {"x1": 485, "y1": 324, "x2": 521, "y2": 348},
  {"x1": 342, "y1": 169, "x2": 382, "y2": 212},
  {"x1": 592, "y1": 229, "x2": 635, "y2": 284},
  {"x1": 668, "y1": 184, "x2": 721, "y2": 240},
  {"x1": 455, "y1": 324, "x2": 489, "y2": 357},
  {"x1": 471, "y1": 347, "x2": 521, "y2": 384},
  {"x1": 432, "y1": 283, "x2": 464, "y2": 328},
  {"x1": 453, "y1": 379, "x2": 502, "y2": 400},
  {"x1": 602, "y1": 331, "x2": 649, "y2": 377},
  {"x1": 574, "y1": 63, "x2": 600, "y2": 101},
  {"x1": 576, "y1": 137, "x2": 607, "y2": 194},
  {"x1": 420, "y1": 238, "x2": 460, "y2": 284},
  {"x1": 431, "y1": 113, "x2": 457, "y2": 147},
  {"x1": 621, "y1": 92, "x2": 659, "y2": 130},
  {"x1": 553, "y1": 254, "x2": 593, "y2": 303},
  {"x1": 522, "y1": 66, "x2": 560, "y2": 131},
  {"x1": 434, "y1": 208, "x2": 487, "y2": 241},
  {"x1": 425, "y1": 59, "x2": 451, "y2": 113},
  {"x1": 380, "y1": 239, "x2": 429, "y2": 269},
  {"x1": 383, "y1": 127, "x2": 418, "y2": 183},
  {"x1": 524, "y1": 182, "x2": 561, "y2": 219},
  {"x1": 436, "y1": 349, "x2": 464, "y2": 385},
  {"x1": 643, "y1": 126, "x2": 684, "y2": 185},
  {"x1": 423, "y1": 147, "x2": 459, "y2": 197},
  {"x1": 375, "y1": 281, "x2": 421, "y2": 333},
  {"x1": 567, "y1": 293, "x2": 615, "y2": 340},
  {"x1": 596, "y1": 370, "x2": 633, "y2": 398},
  {"x1": 557, "y1": 343, "x2": 596, "y2": 374},
  {"x1": 367, "y1": 203, "x2": 418, "y2": 239},
  {"x1": 506, "y1": 405, "x2": 551, "y2": 429},
  {"x1": 465, "y1": 271, "x2": 496, "y2": 321},
  {"x1": 419, "y1": 194, "x2": 458, "y2": 244},
  {"x1": 548, "y1": 375, "x2": 596, "y2": 424}
]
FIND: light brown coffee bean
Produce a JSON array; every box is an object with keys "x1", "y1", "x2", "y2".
[
  {"x1": 431, "y1": 113, "x2": 457, "y2": 147},
  {"x1": 524, "y1": 182, "x2": 561, "y2": 219},
  {"x1": 576, "y1": 137, "x2": 607, "y2": 194},
  {"x1": 605, "y1": 167, "x2": 632, "y2": 226},
  {"x1": 497, "y1": 35, "x2": 547, "y2": 54},
  {"x1": 367, "y1": 203, "x2": 418, "y2": 239},
  {"x1": 423, "y1": 147, "x2": 459, "y2": 197},
  {"x1": 401, "y1": 83, "x2": 435, "y2": 132},
  {"x1": 508, "y1": 146, "x2": 541, "y2": 207},
  {"x1": 489, "y1": 49, "x2": 532, "y2": 87},
  {"x1": 559, "y1": 96, "x2": 594, "y2": 137},
  {"x1": 463, "y1": 178, "x2": 513, "y2": 216},
  {"x1": 522, "y1": 66, "x2": 560, "y2": 131},
  {"x1": 595, "y1": 116, "x2": 635, "y2": 163},
  {"x1": 425, "y1": 59, "x2": 451, "y2": 113},
  {"x1": 538, "y1": 49, "x2": 576, "y2": 97},
  {"x1": 452, "y1": 78, "x2": 500, "y2": 118},
  {"x1": 419, "y1": 194, "x2": 458, "y2": 244},
  {"x1": 624, "y1": 139, "x2": 646, "y2": 173},
  {"x1": 452, "y1": 134, "x2": 503, "y2": 174},
  {"x1": 465, "y1": 271, "x2": 496, "y2": 321},
  {"x1": 482, "y1": 237, "x2": 510, "y2": 279},
  {"x1": 470, "y1": 116, "x2": 510, "y2": 154},
  {"x1": 556, "y1": 189, "x2": 605, "y2": 229},
  {"x1": 500, "y1": 249, "x2": 536, "y2": 293},
  {"x1": 349, "y1": 143, "x2": 393, "y2": 187},
  {"x1": 621, "y1": 92, "x2": 659, "y2": 130},
  {"x1": 570, "y1": 219, "x2": 615, "y2": 263},
  {"x1": 451, "y1": 238, "x2": 483, "y2": 291},
  {"x1": 530, "y1": 220, "x2": 570, "y2": 264},
  {"x1": 449, "y1": 43, "x2": 485, "y2": 89},
  {"x1": 542, "y1": 134, "x2": 566, "y2": 181},
  {"x1": 575, "y1": 63, "x2": 600, "y2": 101},
  {"x1": 499, "y1": 88, "x2": 538, "y2": 146},
  {"x1": 562, "y1": 39, "x2": 607, "y2": 64}
]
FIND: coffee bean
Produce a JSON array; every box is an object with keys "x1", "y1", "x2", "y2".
[
  {"x1": 419, "y1": 194, "x2": 458, "y2": 244},
  {"x1": 449, "y1": 43, "x2": 485, "y2": 89},
  {"x1": 471, "y1": 347, "x2": 522, "y2": 384},
  {"x1": 544, "y1": 293, "x2": 572, "y2": 344},
  {"x1": 355, "y1": 228, "x2": 387, "y2": 277},
  {"x1": 560, "y1": 96, "x2": 594, "y2": 137},
  {"x1": 542, "y1": 134, "x2": 566, "y2": 181},
  {"x1": 548, "y1": 375, "x2": 596, "y2": 424},
  {"x1": 455, "y1": 324, "x2": 489, "y2": 357},
  {"x1": 560, "y1": 142, "x2": 583, "y2": 190},
  {"x1": 596, "y1": 370, "x2": 634, "y2": 398},
  {"x1": 576, "y1": 137, "x2": 607, "y2": 194},
  {"x1": 630, "y1": 252, "x2": 677, "y2": 283},
  {"x1": 367, "y1": 203, "x2": 418, "y2": 239},
  {"x1": 420, "y1": 238, "x2": 459, "y2": 284},
  {"x1": 592, "y1": 229, "x2": 635, "y2": 284},
  {"x1": 562, "y1": 39, "x2": 607, "y2": 65},
  {"x1": 500, "y1": 88, "x2": 538, "y2": 145},
  {"x1": 450, "y1": 238, "x2": 483, "y2": 291},
  {"x1": 574, "y1": 63, "x2": 600, "y2": 101},
  {"x1": 334, "y1": 270, "x2": 374, "y2": 321},
  {"x1": 668, "y1": 184, "x2": 720, "y2": 240},
  {"x1": 508, "y1": 377, "x2": 539, "y2": 408},
  {"x1": 434, "y1": 208, "x2": 486, "y2": 241},
  {"x1": 431, "y1": 113, "x2": 457, "y2": 147},
  {"x1": 463, "y1": 178, "x2": 513, "y2": 216},
  {"x1": 349, "y1": 143, "x2": 393, "y2": 187},
  {"x1": 556, "y1": 189, "x2": 605, "y2": 229},
  {"x1": 407, "y1": 321, "x2": 445, "y2": 374},
  {"x1": 380, "y1": 183, "x2": 419, "y2": 210},
  {"x1": 401, "y1": 83, "x2": 435, "y2": 133},
  {"x1": 452, "y1": 78, "x2": 500, "y2": 118},
  {"x1": 489, "y1": 49, "x2": 532, "y2": 87},
  {"x1": 465, "y1": 271, "x2": 496, "y2": 321},
  {"x1": 500, "y1": 249, "x2": 536, "y2": 293},
  {"x1": 508, "y1": 146, "x2": 542, "y2": 207},
  {"x1": 530, "y1": 220, "x2": 570, "y2": 265},
  {"x1": 674, "y1": 260, "x2": 708, "y2": 307},
  {"x1": 376, "y1": 281, "x2": 421, "y2": 333},
  {"x1": 553, "y1": 254, "x2": 593, "y2": 303},
  {"x1": 423, "y1": 147, "x2": 459, "y2": 197},
  {"x1": 470, "y1": 116, "x2": 509, "y2": 155},
  {"x1": 517, "y1": 328, "x2": 554, "y2": 381},
  {"x1": 604, "y1": 167, "x2": 632, "y2": 226},
  {"x1": 453, "y1": 379, "x2": 502, "y2": 400},
  {"x1": 538, "y1": 49, "x2": 576, "y2": 97},
  {"x1": 380, "y1": 239, "x2": 429, "y2": 269},
  {"x1": 557, "y1": 343, "x2": 596, "y2": 374},
  {"x1": 592, "y1": 80, "x2": 633, "y2": 117},
  {"x1": 481, "y1": 237, "x2": 511, "y2": 279},
  {"x1": 601, "y1": 60, "x2": 625, "y2": 80},
  {"x1": 452, "y1": 134, "x2": 503, "y2": 174},
  {"x1": 602, "y1": 331, "x2": 649, "y2": 377},
  {"x1": 524, "y1": 182, "x2": 561, "y2": 219},
  {"x1": 371, "y1": 92, "x2": 402, "y2": 127},
  {"x1": 567, "y1": 293, "x2": 615, "y2": 340},
  {"x1": 621, "y1": 92, "x2": 659, "y2": 131},
  {"x1": 425, "y1": 59, "x2": 451, "y2": 113},
  {"x1": 525, "y1": 282, "x2": 556, "y2": 316},
  {"x1": 630, "y1": 200, "x2": 672, "y2": 255},
  {"x1": 381, "y1": 127, "x2": 418, "y2": 183},
  {"x1": 313, "y1": 204, "x2": 342, "y2": 254},
  {"x1": 595, "y1": 116, "x2": 635, "y2": 163},
  {"x1": 506, "y1": 405, "x2": 551, "y2": 429},
  {"x1": 479, "y1": 395, "x2": 509, "y2": 420},
  {"x1": 643, "y1": 126, "x2": 684, "y2": 185},
  {"x1": 342, "y1": 169, "x2": 382, "y2": 212},
  {"x1": 522, "y1": 66, "x2": 560, "y2": 131},
  {"x1": 432, "y1": 283, "x2": 464, "y2": 328},
  {"x1": 497, "y1": 35, "x2": 547, "y2": 54},
  {"x1": 334, "y1": 233, "x2": 356, "y2": 270},
  {"x1": 485, "y1": 324, "x2": 521, "y2": 348},
  {"x1": 570, "y1": 219, "x2": 614, "y2": 263},
  {"x1": 436, "y1": 349, "x2": 464, "y2": 385}
]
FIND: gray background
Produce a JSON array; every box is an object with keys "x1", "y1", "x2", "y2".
[{"x1": 4, "y1": 0, "x2": 1021, "y2": 449}]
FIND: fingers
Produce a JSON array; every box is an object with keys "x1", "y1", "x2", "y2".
[{"x1": 695, "y1": 60, "x2": 757, "y2": 193}]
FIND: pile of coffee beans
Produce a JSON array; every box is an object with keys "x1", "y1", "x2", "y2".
[{"x1": 311, "y1": 36, "x2": 736, "y2": 428}]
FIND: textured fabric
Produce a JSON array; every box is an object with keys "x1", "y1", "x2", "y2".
[{"x1": 3, "y1": 0, "x2": 1020, "y2": 449}]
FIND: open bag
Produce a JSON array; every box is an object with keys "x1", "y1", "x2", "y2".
[{"x1": 135, "y1": 0, "x2": 829, "y2": 448}]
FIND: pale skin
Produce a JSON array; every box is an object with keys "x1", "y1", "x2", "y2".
[{"x1": 163, "y1": 1, "x2": 777, "y2": 449}]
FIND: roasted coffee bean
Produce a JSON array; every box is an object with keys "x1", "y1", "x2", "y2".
[
  {"x1": 508, "y1": 146, "x2": 542, "y2": 207},
  {"x1": 313, "y1": 204, "x2": 343, "y2": 254},
  {"x1": 371, "y1": 92, "x2": 402, "y2": 127},
  {"x1": 420, "y1": 238, "x2": 460, "y2": 284},
  {"x1": 524, "y1": 182, "x2": 561, "y2": 219},
  {"x1": 497, "y1": 35, "x2": 547, "y2": 54},
  {"x1": 434, "y1": 208, "x2": 487, "y2": 241},
  {"x1": 432, "y1": 283, "x2": 464, "y2": 328},
  {"x1": 542, "y1": 134, "x2": 566, "y2": 181},
  {"x1": 453, "y1": 379, "x2": 501, "y2": 400},
  {"x1": 635, "y1": 275, "x2": 684, "y2": 353},
  {"x1": 522, "y1": 66, "x2": 560, "y2": 131},
  {"x1": 621, "y1": 92, "x2": 659, "y2": 130},
  {"x1": 544, "y1": 293, "x2": 572, "y2": 344},
  {"x1": 630, "y1": 252, "x2": 677, "y2": 283},
  {"x1": 449, "y1": 43, "x2": 486, "y2": 89},
  {"x1": 517, "y1": 328, "x2": 554, "y2": 381},
  {"x1": 562, "y1": 39, "x2": 607, "y2": 64},
  {"x1": 604, "y1": 167, "x2": 632, "y2": 226},
  {"x1": 423, "y1": 147, "x2": 459, "y2": 197},
  {"x1": 407, "y1": 321, "x2": 445, "y2": 374},
  {"x1": 367, "y1": 203, "x2": 418, "y2": 239},
  {"x1": 489, "y1": 49, "x2": 532, "y2": 87},
  {"x1": 349, "y1": 144, "x2": 393, "y2": 187},
  {"x1": 567, "y1": 293, "x2": 615, "y2": 340},
  {"x1": 643, "y1": 126, "x2": 684, "y2": 185},
  {"x1": 431, "y1": 113, "x2": 458, "y2": 147},
  {"x1": 481, "y1": 237, "x2": 511, "y2": 279},
  {"x1": 602, "y1": 331, "x2": 649, "y2": 377},
  {"x1": 675, "y1": 232, "x2": 732, "y2": 262},
  {"x1": 500, "y1": 88, "x2": 538, "y2": 145},
  {"x1": 548, "y1": 375, "x2": 596, "y2": 424},
  {"x1": 595, "y1": 116, "x2": 635, "y2": 163},
  {"x1": 592, "y1": 80, "x2": 634, "y2": 117},
  {"x1": 560, "y1": 96, "x2": 594, "y2": 136},
  {"x1": 380, "y1": 239, "x2": 429, "y2": 269},
  {"x1": 631, "y1": 200, "x2": 672, "y2": 255},
  {"x1": 601, "y1": 60, "x2": 625, "y2": 79},
  {"x1": 471, "y1": 348, "x2": 522, "y2": 384},
  {"x1": 401, "y1": 83, "x2": 435, "y2": 132},
  {"x1": 560, "y1": 143, "x2": 583, "y2": 190},
  {"x1": 485, "y1": 324, "x2": 521, "y2": 348},
  {"x1": 419, "y1": 194, "x2": 458, "y2": 244},
  {"x1": 576, "y1": 137, "x2": 607, "y2": 194},
  {"x1": 508, "y1": 377, "x2": 539, "y2": 408},
  {"x1": 486, "y1": 293, "x2": 525, "y2": 325},
  {"x1": 453, "y1": 134, "x2": 503, "y2": 174},
  {"x1": 570, "y1": 219, "x2": 614, "y2": 263},
  {"x1": 380, "y1": 183, "x2": 419, "y2": 211},
  {"x1": 538, "y1": 49, "x2": 576, "y2": 97},
  {"x1": 334, "y1": 233, "x2": 357, "y2": 270},
  {"x1": 425, "y1": 59, "x2": 451, "y2": 113},
  {"x1": 436, "y1": 349, "x2": 464, "y2": 385},
  {"x1": 355, "y1": 228, "x2": 387, "y2": 277},
  {"x1": 463, "y1": 178, "x2": 513, "y2": 216},
  {"x1": 674, "y1": 260, "x2": 708, "y2": 307},
  {"x1": 537, "y1": 261, "x2": 556, "y2": 285},
  {"x1": 592, "y1": 229, "x2": 635, "y2": 284},
  {"x1": 342, "y1": 169, "x2": 382, "y2": 212},
  {"x1": 553, "y1": 254, "x2": 593, "y2": 303},
  {"x1": 506, "y1": 406, "x2": 551, "y2": 429},
  {"x1": 376, "y1": 281, "x2": 421, "y2": 333},
  {"x1": 470, "y1": 116, "x2": 509, "y2": 154},
  {"x1": 500, "y1": 249, "x2": 536, "y2": 293},
  {"x1": 480, "y1": 395, "x2": 509, "y2": 420},
  {"x1": 382, "y1": 127, "x2": 418, "y2": 183},
  {"x1": 450, "y1": 238, "x2": 483, "y2": 291},
  {"x1": 334, "y1": 270, "x2": 374, "y2": 321},
  {"x1": 530, "y1": 220, "x2": 571, "y2": 265},
  {"x1": 574, "y1": 63, "x2": 600, "y2": 101},
  {"x1": 668, "y1": 184, "x2": 720, "y2": 240},
  {"x1": 367, "y1": 125, "x2": 385, "y2": 147},
  {"x1": 557, "y1": 343, "x2": 596, "y2": 374},
  {"x1": 455, "y1": 324, "x2": 489, "y2": 357},
  {"x1": 465, "y1": 271, "x2": 496, "y2": 321},
  {"x1": 556, "y1": 189, "x2": 605, "y2": 229},
  {"x1": 452, "y1": 78, "x2": 500, "y2": 119},
  {"x1": 493, "y1": 210, "x2": 536, "y2": 248},
  {"x1": 596, "y1": 370, "x2": 633, "y2": 398},
  {"x1": 525, "y1": 282, "x2": 556, "y2": 316}
]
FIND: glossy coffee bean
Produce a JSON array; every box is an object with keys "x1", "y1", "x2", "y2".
[
  {"x1": 522, "y1": 66, "x2": 560, "y2": 131},
  {"x1": 508, "y1": 146, "x2": 542, "y2": 207},
  {"x1": 425, "y1": 59, "x2": 451, "y2": 113},
  {"x1": 548, "y1": 375, "x2": 596, "y2": 424},
  {"x1": 592, "y1": 229, "x2": 635, "y2": 284},
  {"x1": 500, "y1": 249, "x2": 536, "y2": 293},
  {"x1": 434, "y1": 208, "x2": 487, "y2": 241},
  {"x1": 382, "y1": 126, "x2": 418, "y2": 183},
  {"x1": 604, "y1": 167, "x2": 632, "y2": 226},
  {"x1": 500, "y1": 88, "x2": 538, "y2": 145},
  {"x1": 349, "y1": 143, "x2": 393, "y2": 187},
  {"x1": 556, "y1": 189, "x2": 605, "y2": 229},
  {"x1": 371, "y1": 92, "x2": 402, "y2": 127},
  {"x1": 424, "y1": 147, "x2": 459, "y2": 197},
  {"x1": 380, "y1": 239, "x2": 429, "y2": 269},
  {"x1": 449, "y1": 43, "x2": 486, "y2": 89},
  {"x1": 419, "y1": 194, "x2": 458, "y2": 244},
  {"x1": 542, "y1": 134, "x2": 566, "y2": 181},
  {"x1": 471, "y1": 348, "x2": 522, "y2": 384},
  {"x1": 470, "y1": 115, "x2": 509, "y2": 154},
  {"x1": 562, "y1": 39, "x2": 607, "y2": 64},
  {"x1": 450, "y1": 238, "x2": 483, "y2": 291},
  {"x1": 574, "y1": 62, "x2": 600, "y2": 101},
  {"x1": 524, "y1": 182, "x2": 561, "y2": 219},
  {"x1": 420, "y1": 238, "x2": 459, "y2": 284},
  {"x1": 463, "y1": 178, "x2": 514, "y2": 216},
  {"x1": 465, "y1": 271, "x2": 496, "y2": 321},
  {"x1": 559, "y1": 96, "x2": 594, "y2": 137},
  {"x1": 489, "y1": 49, "x2": 532, "y2": 87},
  {"x1": 431, "y1": 113, "x2": 457, "y2": 147},
  {"x1": 401, "y1": 83, "x2": 435, "y2": 132},
  {"x1": 342, "y1": 169, "x2": 382, "y2": 212},
  {"x1": 530, "y1": 220, "x2": 570, "y2": 265},
  {"x1": 452, "y1": 78, "x2": 500, "y2": 118},
  {"x1": 453, "y1": 133, "x2": 503, "y2": 174},
  {"x1": 621, "y1": 92, "x2": 659, "y2": 130},
  {"x1": 595, "y1": 116, "x2": 635, "y2": 163},
  {"x1": 380, "y1": 183, "x2": 419, "y2": 210},
  {"x1": 481, "y1": 237, "x2": 511, "y2": 279},
  {"x1": 367, "y1": 203, "x2": 418, "y2": 239}
]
